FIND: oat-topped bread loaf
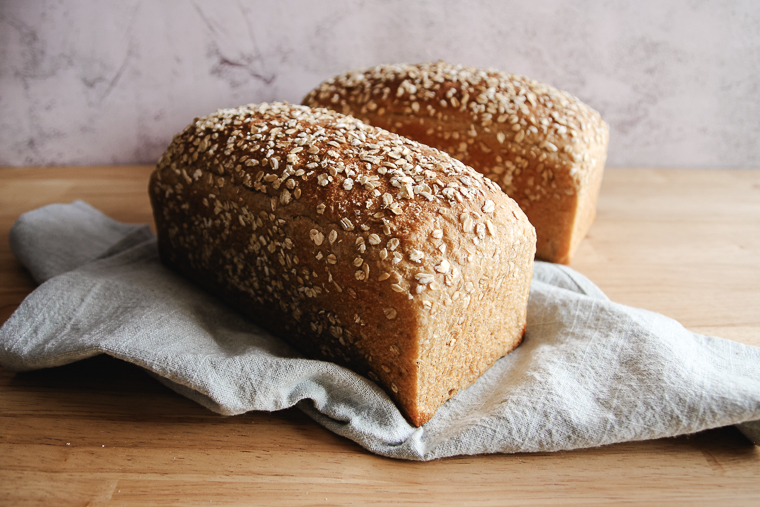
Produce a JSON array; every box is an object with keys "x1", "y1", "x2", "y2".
[
  {"x1": 149, "y1": 102, "x2": 536, "y2": 426},
  {"x1": 303, "y1": 61, "x2": 609, "y2": 264}
]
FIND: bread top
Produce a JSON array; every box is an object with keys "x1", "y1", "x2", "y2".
[
  {"x1": 152, "y1": 102, "x2": 533, "y2": 341},
  {"x1": 303, "y1": 61, "x2": 609, "y2": 195}
]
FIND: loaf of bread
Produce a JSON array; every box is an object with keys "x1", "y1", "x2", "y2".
[
  {"x1": 303, "y1": 61, "x2": 609, "y2": 264},
  {"x1": 149, "y1": 102, "x2": 536, "y2": 426}
]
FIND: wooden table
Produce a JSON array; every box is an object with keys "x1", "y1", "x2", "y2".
[{"x1": 1, "y1": 165, "x2": 759, "y2": 506}]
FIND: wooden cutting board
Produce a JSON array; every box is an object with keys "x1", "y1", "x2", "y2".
[{"x1": 1, "y1": 165, "x2": 758, "y2": 506}]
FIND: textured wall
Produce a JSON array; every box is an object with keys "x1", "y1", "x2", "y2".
[{"x1": 1, "y1": 0, "x2": 758, "y2": 168}]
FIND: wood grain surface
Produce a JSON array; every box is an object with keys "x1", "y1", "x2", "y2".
[{"x1": 1, "y1": 165, "x2": 759, "y2": 506}]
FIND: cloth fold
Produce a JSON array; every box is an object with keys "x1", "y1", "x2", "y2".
[{"x1": 1, "y1": 201, "x2": 758, "y2": 460}]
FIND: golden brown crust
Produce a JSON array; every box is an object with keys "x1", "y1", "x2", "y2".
[
  {"x1": 149, "y1": 102, "x2": 535, "y2": 426},
  {"x1": 303, "y1": 61, "x2": 609, "y2": 264}
]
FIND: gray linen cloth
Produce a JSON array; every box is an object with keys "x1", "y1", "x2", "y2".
[{"x1": 1, "y1": 201, "x2": 758, "y2": 460}]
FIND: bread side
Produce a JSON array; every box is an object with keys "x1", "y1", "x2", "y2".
[
  {"x1": 149, "y1": 102, "x2": 536, "y2": 426},
  {"x1": 303, "y1": 61, "x2": 609, "y2": 264}
]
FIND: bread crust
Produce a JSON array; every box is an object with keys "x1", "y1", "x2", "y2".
[
  {"x1": 149, "y1": 102, "x2": 535, "y2": 426},
  {"x1": 303, "y1": 61, "x2": 609, "y2": 264}
]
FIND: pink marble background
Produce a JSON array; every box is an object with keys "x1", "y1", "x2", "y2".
[{"x1": 1, "y1": 0, "x2": 758, "y2": 168}]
